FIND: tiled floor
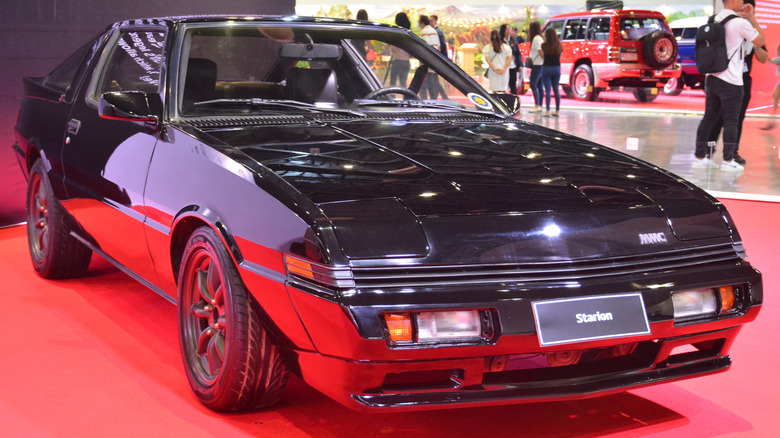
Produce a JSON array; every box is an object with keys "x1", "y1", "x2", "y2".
[{"x1": 525, "y1": 108, "x2": 780, "y2": 200}]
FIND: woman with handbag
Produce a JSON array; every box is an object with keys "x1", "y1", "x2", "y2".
[
  {"x1": 541, "y1": 27, "x2": 563, "y2": 117},
  {"x1": 482, "y1": 30, "x2": 512, "y2": 92},
  {"x1": 527, "y1": 21, "x2": 544, "y2": 113}
]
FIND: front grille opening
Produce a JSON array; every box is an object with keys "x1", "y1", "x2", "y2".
[
  {"x1": 483, "y1": 341, "x2": 657, "y2": 384},
  {"x1": 666, "y1": 339, "x2": 725, "y2": 366},
  {"x1": 380, "y1": 369, "x2": 463, "y2": 392}
]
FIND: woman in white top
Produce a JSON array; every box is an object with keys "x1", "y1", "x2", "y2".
[
  {"x1": 418, "y1": 15, "x2": 446, "y2": 99},
  {"x1": 482, "y1": 30, "x2": 512, "y2": 92},
  {"x1": 527, "y1": 20, "x2": 545, "y2": 113}
]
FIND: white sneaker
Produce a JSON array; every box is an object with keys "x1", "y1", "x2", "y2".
[
  {"x1": 692, "y1": 157, "x2": 718, "y2": 169},
  {"x1": 720, "y1": 160, "x2": 744, "y2": 172}
]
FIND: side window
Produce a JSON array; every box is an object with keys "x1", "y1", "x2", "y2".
[
  {"x1": 42, "y1": 38, "x2": 96, "y2": 94},
  {"x1": 563, "y1": 19, "x2": 584, "y2": 40},
  {"x1": 546, "y1": 20, "x2": 565, "y2": 38},
  {"x1": 91, "y1": 29, "x2": 166, "y2": 101},
  {"x1": 682, "y1": 27, "x2": 698, "y2": 39},
  {"x1": 587, "y1": 18, "x2": 611, "y2": 41}
]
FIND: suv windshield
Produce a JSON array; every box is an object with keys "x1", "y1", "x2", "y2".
[
  {"x1": 175, "y1": 23, "x2": 505, "y2": 117},
  {"x1": 620, "y1": 17, "x2": 667, "y2": 41}
]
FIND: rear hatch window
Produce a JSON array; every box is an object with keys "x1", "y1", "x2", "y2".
[{"x1": 620, "y1": 17, "x2": 667, "y2": 41}]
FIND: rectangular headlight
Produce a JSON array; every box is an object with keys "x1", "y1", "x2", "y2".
[
  {"x1": 383, "y1": 309, "x2": 490, "y2": 346},
  {"x1": 672, "y1": 289, "x2": 717, "y2": 319},
  {"x1": 417, "y1": 310, "x2": 482, "y2": 341}
]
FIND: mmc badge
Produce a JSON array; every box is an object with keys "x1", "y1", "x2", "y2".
[{"x1": 639, "y1": 232, "x2": 668, "y2": 245}]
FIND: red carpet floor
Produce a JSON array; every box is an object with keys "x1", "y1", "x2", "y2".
[{"x1": 0, "y1": 198, "x2": 778, "y2": 437}]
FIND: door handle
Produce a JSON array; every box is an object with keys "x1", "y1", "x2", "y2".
[{"x1": 67, "y1": 118, "x2": 81, "y2": 136}]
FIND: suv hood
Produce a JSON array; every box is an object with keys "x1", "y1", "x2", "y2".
[{"x1": 201, "y1": 117, "x2": 731, "y2": 261}]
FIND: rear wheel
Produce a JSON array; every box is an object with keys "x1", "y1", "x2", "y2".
[
  {"x1": 26, "y1": 159, "x2": 91, "y2": 278},
  {"x1": 632, "y1": 87, "x2": 659, "y2": 102},
  {"x1": 572, "y1": 65, "x2": 599, "y2": 101},
  {"x1": 561, "y1": 85, "x2": 574, "y2": 99},
  {"x1": 663, "y1": 77, "x2": 684, "y2": 96},
  {"x1": 178, "y1": 226, "x2": 289, "y2": 411}
]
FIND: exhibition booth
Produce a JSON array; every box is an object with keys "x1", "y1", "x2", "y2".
[{"x1": 1, "y1": 1, "x2": 779, "y2": 437}]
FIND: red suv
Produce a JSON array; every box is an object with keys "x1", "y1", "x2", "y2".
[{"x1": 521, "y1": 10, "x2": 680, "y2": 102}]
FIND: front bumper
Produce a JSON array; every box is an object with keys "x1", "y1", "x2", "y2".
[
  {"x1": 238, "y1": 241, "x2": 761, "y2": 412},
  {"x1": 293, "y1": 321, "x2": 748, "y2": 412}
]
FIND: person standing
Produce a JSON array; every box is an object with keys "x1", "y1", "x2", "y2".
[
  {"x1": 389, "y1": 12, "x2": 412, "y2": 87},
  {"x1": 501, "y1": 24, "x2": 520, "y2": 95},
  {"x1": 482, "y1": 30, "x2": 512, "y2": 92},
  {"x1": 540, "y1": 27, "x2": 563, "y2": 117},
  {"x1": 431, "y1": 15, "x2": 448, "y2": 58},
  {"x1": 693, "y1": 0, "x2": 764, "y2": 172},
  {"x1": 511, "y1": 26, "x2": 524, "y2": 93},
  {"x1": 429, "y1": 14, "x2": 449, "y2": 99},
  {"x1": 528, "y1": 21, "x2": 545, "y2": 113},
  {"x1": 707, "y1": 0, "x2": 767, "y2": 165},
  {"x1": 352, "y1": 9, "x2": 369, "y2": 60},
  {"x1": 764, "y1": 44, "x2": 780, "y2": 130},
  {"x1": 418, "y1": 15, "x2": 446, "y2": 99}
]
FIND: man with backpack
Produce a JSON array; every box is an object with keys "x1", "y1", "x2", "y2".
[
  {"x1": 693, "y1": 0, "x2": 764, "y2": 172},
  {"x1": 706, "y1": 0, "x2": 768, "y2": 167}
]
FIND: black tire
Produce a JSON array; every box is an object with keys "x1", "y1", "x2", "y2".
[
  {"x1": 663, "y1": 77, "x2": 684, "y2": 96},
  {"x1": 632, "y1": 87, "x2": 660, "y2": 102},
  {"x1": 177, "y1": 226, "x2": 289, "y2": 412},
  {"x1": 26, "y1": 158, "x2": 92, "y2": 278},
  {"x1": 641, "y1": 30, "x2": 677, "y2": 69},
  {"x1": 561, "y1": 85, "x2": 574, "y2": 99},
  {"x1": 571, "y1": 64, "x2": 599, "y2": 101}
]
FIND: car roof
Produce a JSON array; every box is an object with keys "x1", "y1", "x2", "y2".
[
  {"x1": 109, "y1": 15, "x2": 396, "y2": 29},
  {"x1": 668, "y1": 16, "x2": 708, "y2": 29},
  {"x1": 549, "y1": 10, "x2": 666, "y2": 20}
]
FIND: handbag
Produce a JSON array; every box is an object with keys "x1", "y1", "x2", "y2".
[
  {"x1": 485, "y1": 52, "x2": 498, "y2": 78},
  {"x1": 525, "y1": 56, "x2": 534, "y2": 68}
]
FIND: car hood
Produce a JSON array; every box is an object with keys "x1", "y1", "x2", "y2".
[{"x1": 198, "y1": 117, "x2": 731, "y2": 262}]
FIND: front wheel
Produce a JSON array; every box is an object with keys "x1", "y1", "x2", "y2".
[
  {"x1": 178, "y1": 226, "x2": 289, "y2": 411},
  {"x1": 571, "y1": 65, "x2": 599, "y2": 101},
  {"x1": 663, "y1": 77, "x2": 684, "y2": 96}
]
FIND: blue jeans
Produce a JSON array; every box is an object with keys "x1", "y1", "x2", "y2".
[
  {"x1": 542, "y1": 65, "x2": 561, "y2": 111},
  {"x1": 695, "y1": 76, "x2": 743, "y2": 161},
  {"x1": 529, "y1": 65, "x2": 543, "y2": 106}
]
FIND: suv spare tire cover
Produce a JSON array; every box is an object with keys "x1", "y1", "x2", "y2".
[{"x1": 642, "y1": 30, "x2": 677, "y2": 69}]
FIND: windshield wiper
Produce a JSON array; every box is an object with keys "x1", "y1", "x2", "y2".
[
  {"x1": 355, "y1": 99, "x2": 507, "y2": 119},
  {"x1": 194, "y1": 98, "x2": 365, "y2": 117}
]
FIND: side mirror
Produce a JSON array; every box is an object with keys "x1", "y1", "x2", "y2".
[
  {"x1": 99, "y1": 91, "x2": 163, "y2": 130},
  {"x1": 491, "y1": 92, "x2": 520, "y2": 116}
]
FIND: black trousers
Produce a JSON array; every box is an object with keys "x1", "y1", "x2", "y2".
[
  {"x1": 508, "y1": 67, "x2": 518, "y2": 94},
  {"x1": 708, "y1": 74, "x2": 751, "y2": 152},
  {"x1": 695, "y1": 76, "x2": 743, "y2": 161}
]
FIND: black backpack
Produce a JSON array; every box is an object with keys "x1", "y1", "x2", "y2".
[{"x1": 695, "y1": 14, "x2": 741, "y2": 74}]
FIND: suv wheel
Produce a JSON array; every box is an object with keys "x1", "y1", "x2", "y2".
[
  {"x1": 663, "y1": 77, "x2": 684, "y2": 96},
  {"x1": 632, "y1": 88, "x2": 659, "y2": 102},
  {"x1": 572, "y1": 65, "x2": 599, "y2": 101},
  {"x1": 642, "y1": 30, "x2": 677, "y2": 69}
]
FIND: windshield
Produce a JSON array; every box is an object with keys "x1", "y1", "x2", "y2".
[{"x1": 175, "y1": 23, "x2": 505, "y2": 117}]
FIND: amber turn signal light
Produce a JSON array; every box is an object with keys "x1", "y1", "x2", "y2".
[
  {"x1": 384, "y1": 313, "x2": 413, "y2": 342},
  {"x1": 719, "y1": 286, "x2": 736, "y2": 313}
]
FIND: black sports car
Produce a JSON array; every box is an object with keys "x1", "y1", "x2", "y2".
[{"x1": 12, "y1": 16, "x2": 761, "y2": 412}]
